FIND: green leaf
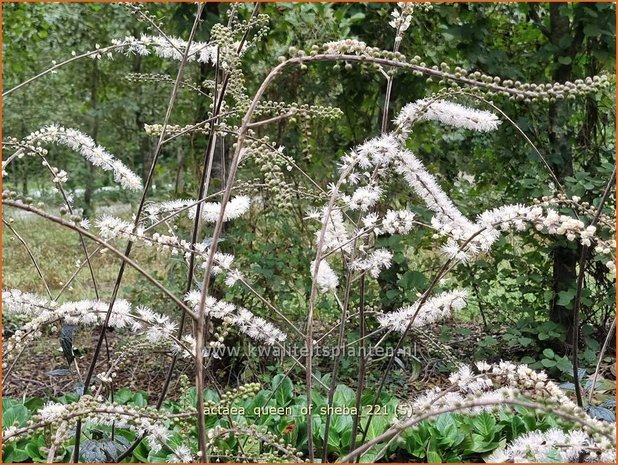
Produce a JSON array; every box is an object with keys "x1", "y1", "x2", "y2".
[
  {"x1": 25, "y1": 441, "x2": 44, "y2": 461},
  {"x1": 326, "y1": 429, "x2": 341, "y2": 452},
  {"x1": 541, "y1": 358, "x2": 557, "y2": 368},
  {"x1": 542, "y1": 348, "x2": 555, "y2": 358},
  {"x1": 114, "y1": 388, "x2": 133, "y2": 405},
  {"x1": 359, "y1": 451, "x2": 377, "y2": 463},
  {"x1": 2, "y1": 405, "x2": 30, "y2": 429},
  {"x1": 470, "y1": 434, "x2": 498, "y2": 453},
  {"x1": 331, "y1": 413, "x2": 352, "y2": 434},
  {"x1": 363, "y1": 414, "x2": 386, "y2": 441},
  {"x1": 272, "y1": 374, "x2": 294, "y2": 406},
  {"x1": 4, "y1": 447, "x2": 30, "y2": 463},
  {"x1": 132, "y1": 391, "x2": 148, "y2": 408},
  {"x1": 471, "y1": 412, "x2": 496, "y2": 437},
  {"x1": 518, "y1": 337, "x2": 533, "y2": 346},
  {"x1": 555, "y1": 356, "x2": 573, "y2": 373},
  {"x1": 427, "y1": 449, "x2": 442, "y2": 463},
  {"x1": 333, "y1": 384, "x2": 355, "y2": 408},
  {"x1": 557, "y1": 289, "x2": 576, "y2": 307}
]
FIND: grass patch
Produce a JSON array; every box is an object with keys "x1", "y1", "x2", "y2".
[{"x1": 3, "y1": 207, "x2": 171, "y2": 303}]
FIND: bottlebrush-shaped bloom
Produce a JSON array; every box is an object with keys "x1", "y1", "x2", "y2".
[
  {"x1": 396, "y1": 99, "x2": 501, "y2": 133},
  {"x1": 27, "y1": 125, "x2": 142, "y2": 191},
  {"x1": 377, "y1": 290, "x2": 468, "y2": 331}
]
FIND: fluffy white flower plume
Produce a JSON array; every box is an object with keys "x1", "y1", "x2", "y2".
[
  {"x1": 26, "y1": 126, "x2": 142, "y2": 191},
  {"x1": 144, "y1": 199, "x2": 195, "y2": 222},
  {"x1": 351, "y1": 249, "x2": 393, "y2": 278},
  {"x1": 96, "y1": 215, "x2": 142, "y2": 240},
  {"x1": 189, "y1": 196, "x2": 252, "y2": 223},
  {"x1": 396, "y1": 99, "x2": 501, "y2": 133},
  {"x1": 170, "y1": 445, "x2": 194, "y2": 463},
  {"x1": 311, "y1": 259, "x2": 339, "y2": 293},
  {"x1": 382, "y1": 209, "x2": 416, "y2": 235},
  {"x1": 112, "y1": 35, "x2": 217, "y2": 65},
  {"x1": 353, "y1": 134, "x2": 401, "y2": 169},
  {"x1": 378, "y1": 290, "x2": 468, "y2": 331},
  {"x1": 489, "y1": 428, "x2": 615, "y2": 463},
  {"x1": 2, "y1": 289, "x2": 178, "y2": 362},
  {"x1": 345, "y1": 185, "x2": 383, "y2": 211},
  {"x1": 145, "y1": 197, "x2": 251, "y2": 224},
  {"x1": 1, "y1": 289, "x2": 51, "y2": 316},
  {"x1": 184, "y1": 293, "x2": 287, "y2": 345},
  {"x1": 38, "y1": 402, "x2": 69, "y2": 422},
  {"x1": 396, "y1": 149, "x2": 475, "y2": 231},
  {"x1": 311, "y1": 207, "x2": 352, "y2": 254}
]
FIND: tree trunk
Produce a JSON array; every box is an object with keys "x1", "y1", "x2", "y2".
[{"x1": 547, "y1": 3, "x2": 584, "y2": 343}]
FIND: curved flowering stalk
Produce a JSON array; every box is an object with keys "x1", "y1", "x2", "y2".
[
  {"x1": 3, "y1": 35, "x2": 218, "y2": 98},
  {"x1": 3, "y1": 126, "x2": 142, "y2": 191},
  {"x1": 333, "y1": 96, "x2": 615, "y2": 451},
  {"x1": 1, "y1": 289, "x2": 186, "y2": 372},
  {"x1": 3, "y1": 140, "x2": 107, "y2": 303},
  {"x1": 3, "y1": 200, "x2": 197, "y2": 321},
  {"x1": 205, "y1": 424, "x2": 304, "y2": 463},
  {"x1": 58, "y1": 19, "x2": 612, "y2": 459},
  {"x1": 341, "y1": 362, "x2": 616, "y2": 462},
  {"x1": 2, "y1": 396, "x2": 177, "y2": 462}
]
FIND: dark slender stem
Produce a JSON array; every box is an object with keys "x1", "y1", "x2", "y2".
[
  {"x1": 3, "y1": 200, "x2": 196, "y2": 320},
  {"x1": 70, "y1": 8, "x2": 204, "y2": 460},
  {"x1": 321, "y1": 275, "x2": 353, "y2": 462},
  {"x1": 3, "y1": 220, "x2": 53, "y2": 299},
  {"x1": 349, "y1": 276, "x2": 367, "y2": 455},
  {"x1": 116, "y1": 6, "x2": 261, "y2": 462},
  {"x1": 77, "y1": 0, "x2": 204, "y2": 411},
  {"x1": 571, "y1": 166, "x2": 615, "y2": 407}
]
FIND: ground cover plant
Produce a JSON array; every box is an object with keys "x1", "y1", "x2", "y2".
[{"x1": 2, "y1": 2, "x2": 616, "y2": 463}]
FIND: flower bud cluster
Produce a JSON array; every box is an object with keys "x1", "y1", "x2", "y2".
[
  {"x1": 124, "y1": 72, "x2": 206, "y2": 96},
  {"x1": 254, "y1": 100, "x2": 343, "y2": 121},
  {"x1": 206, "y1": 423, "x2": 305, "y2": 463},
  {"x1": 2, "y1": 395, "x2": 172, "y2": 457},
  {"x1": 316, "y1": 38, "x2": 611, "y2": 103},
  {"x1": 240, "y1": 138, "x2": 294, "y2": 209},
  {"x1": 399, "y1": 361, "x2": 615, "y2": 458},
  {"x1": 320, "y1": 39, "x2": 407, "y2": 63}
]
